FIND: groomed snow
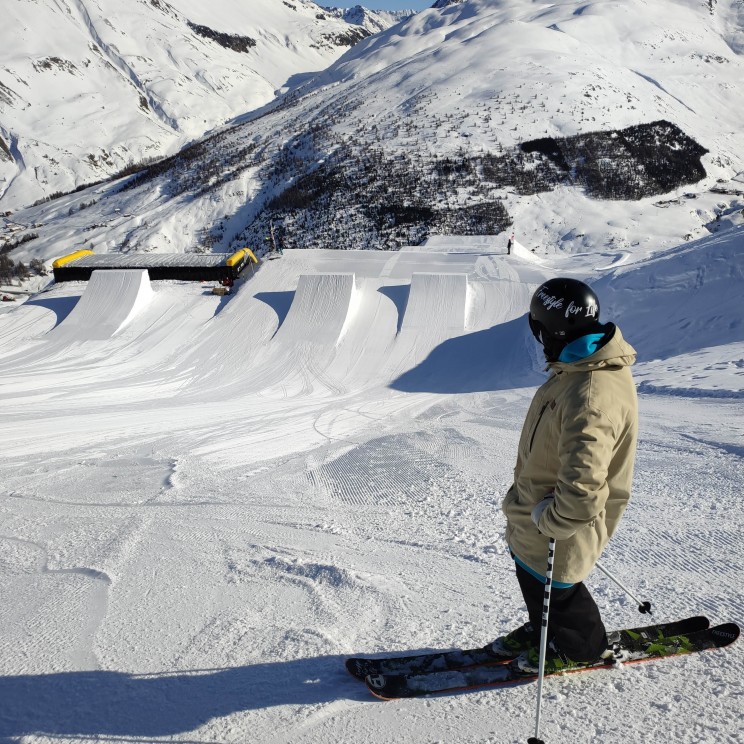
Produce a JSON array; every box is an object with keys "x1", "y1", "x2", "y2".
[
  {"x1": 0, "y1": 233, "x2": 742, "y2": 743},
  {"x1": 48, "y1": 269, "x2": 153, "y2": 342}
]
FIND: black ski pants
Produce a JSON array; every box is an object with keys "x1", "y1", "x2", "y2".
[{"x1": 516, "y1": 563, "x2": 608, "y2": 661}]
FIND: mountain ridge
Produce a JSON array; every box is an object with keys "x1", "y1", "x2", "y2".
[
  {"x1": 0, "y1": 0, "x2": 405, "y2": 210},
  {"x1": 2, "y1": 0, "x2": 743, "y2": 278}
]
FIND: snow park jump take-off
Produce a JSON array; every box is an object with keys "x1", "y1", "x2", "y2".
[{"x1": 0, "y1": 232, "x2": 742, "y2": 743}]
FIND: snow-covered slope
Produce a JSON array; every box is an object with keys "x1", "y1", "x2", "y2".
[
  {"x1": 0, "y1": 227, "x2": 741, "y2": 743},
  {"x1": 3, "y1": 0, "x2": 742, "y2": 279},
  {"x1": 597, "y1": 222, "x2": 744, "y2": 396},
  {"x1": 0, "y1": 0, "x2": 403, "y2": 210},
  {"x1": 322, "y1": 4, "x2": 414, "y2": 33},
  {"x1": 0, "y1": 4, "x2": 742, "y2": 740}
]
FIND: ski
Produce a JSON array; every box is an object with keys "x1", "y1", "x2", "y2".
[
  {"x1": 346, "y1": 615, "x2": 709, "y2": 681},
  {"x1": 363, "y1": 621, "x2": 738, "y2": 700}
]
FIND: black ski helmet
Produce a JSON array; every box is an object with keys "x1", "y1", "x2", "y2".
[{"x1": 529, "y1": 278, "x2": 600, "y2": 342}]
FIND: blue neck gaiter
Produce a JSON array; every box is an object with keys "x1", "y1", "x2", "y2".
[{"x1": 558, "y1": 333, "x2": 606, "y2": 363}]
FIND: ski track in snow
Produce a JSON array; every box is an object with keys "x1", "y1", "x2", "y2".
[{"x1": 0, "y1": 240, "x2": 742, "y2": 744}]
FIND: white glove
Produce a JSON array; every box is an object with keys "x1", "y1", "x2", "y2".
[{"x1": 531, "y1": 494, "x2": 555, "y2": 527}]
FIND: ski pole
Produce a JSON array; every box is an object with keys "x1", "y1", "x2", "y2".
[
  {"x1": 595, "y1": 559, "x2": 652, "y2": 614},
  {"x1": 527, "y1": 536, "x2": 556, "y2": 744}
]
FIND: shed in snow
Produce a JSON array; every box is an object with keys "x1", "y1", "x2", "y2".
[{"x1": 52, "y1": 249, "x2": 258, "y2": 283}]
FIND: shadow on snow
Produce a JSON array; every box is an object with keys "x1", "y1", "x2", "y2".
[
  {"x1": 0, "y1": 656, "x2": 369, "y2": 739},
  {"x1": 390, "y1": 315, "x2": 544, "y2": 394},
  {"x1": 25, "y1": 295, "x2": 80, "y2": 328},
  {"x1": 255, "y1": 290, "x2": 295, "y2": 330}
]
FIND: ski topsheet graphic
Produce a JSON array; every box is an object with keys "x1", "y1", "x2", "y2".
[
  {"x1": 353, "y1": 620, "x2": 739, "y2": 700},
  {"x1": 346, "y1": 615, "x2": 710, "y2": 681}
]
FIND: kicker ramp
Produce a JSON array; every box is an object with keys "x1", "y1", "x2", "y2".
[
  {"x1": 378, "y1": 272, "x2": 470, "y2": 378},
  {"x1": 275, "y1": 273, "x2": 356, "y2": 345},
  {"x1": 49, "y1": 269, "x2": 153, "y2": 341},
  {"x1": 400, "y1": 273, "x2": 468, "y2": 336}
]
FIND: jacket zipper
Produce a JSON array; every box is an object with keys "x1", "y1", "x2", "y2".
[{"x1": 528, "y1": 402, "x2": 550, "y2": 452}]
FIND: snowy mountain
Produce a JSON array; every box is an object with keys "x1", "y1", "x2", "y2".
[
  {"x1": 3, "y1": 0, "x2": 744, "y2": 276},
  {"x1": 0, "y1": 0, "x2": 403, "y2": 210},
  {"x1": 0, "y1": 4, "x2": 743, "y2": 742},
  {"x1": 322, "y1": 5, "x2": 415, "y2": 33}
]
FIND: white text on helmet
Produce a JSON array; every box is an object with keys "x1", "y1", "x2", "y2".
[
  {"x1": 566, "y1": 300, "x2": 597, "y2": 319},
  {"x1": 536, "y1": 287, "x2": 563, "y2": 311}
]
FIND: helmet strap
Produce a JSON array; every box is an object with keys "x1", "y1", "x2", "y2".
[
  {"x1": 541, "y1": 334, "x2": 567, "y2": 363},
  {"x1": 528, "y1": 315, "x2": 545, "y2": 343},
  {"x1": 529, "y1": 315, "x2": 566, "y2": 361}
]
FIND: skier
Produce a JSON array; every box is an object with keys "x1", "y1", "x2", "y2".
[{"x1": 493, "y1": 277, "x2": 638, "y2": 672}]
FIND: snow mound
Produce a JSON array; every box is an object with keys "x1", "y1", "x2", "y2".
[
  {"x1": 598, "y1": 224, "x2": 744, "y2": 395},
  {"x1": 48, "y1": 269, "x2": 153, "y2": 341},
  {"x1": 275, "y1": 273, "x2": 357, "y2": 346}
]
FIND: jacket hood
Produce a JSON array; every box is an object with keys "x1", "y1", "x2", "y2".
[{"x1": 548, "y1": 324, "x2": 637, "y2": 373}]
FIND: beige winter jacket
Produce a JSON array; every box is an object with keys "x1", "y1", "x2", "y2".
[{"x1": 502, "y1": 325, "x2": 638, "y2": 584}]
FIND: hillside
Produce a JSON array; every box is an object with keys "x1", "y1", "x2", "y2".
[
  {"x1": 1, "y1": 3, "x2": 742, "y2": 742},
  {"x1": 2, "y1": 0, "x2": 742, "y2": 283},
  {"x1": 0, "y1": 0, "x2": 404, "y2": 210},
  {"x1": 321, "y1": 4, "x2": 414, "y2": 32}
]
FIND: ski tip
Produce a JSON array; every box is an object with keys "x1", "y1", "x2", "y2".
[
  {"x1": 710, "y1": 623, "x2": 740, "y2": 648},
  {"x1": 346, "y1": 657, "x2": 374, "y2": 681},
  {"x1": 365, "y1": 673, "x2": 396, "y2": 700},
  {"x1": 364, "y1": 673, "x2": 416, "y2": 700}
]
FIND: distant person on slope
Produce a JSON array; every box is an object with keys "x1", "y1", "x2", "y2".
[{"x1": 492, "y1": 277, "x2": 638, "y2": 673}]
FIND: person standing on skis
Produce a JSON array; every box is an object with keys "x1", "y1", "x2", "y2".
[{"x1": 493, "y1": 277, "x2": 638, "y2": 672}]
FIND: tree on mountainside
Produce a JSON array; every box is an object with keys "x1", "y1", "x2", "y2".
[
  {"x1": 29, "y1": 258, "x2": 47, "y2": 276},
  {"x1": 0, "y1": 255, "x2": 14, "y2": 284}
]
